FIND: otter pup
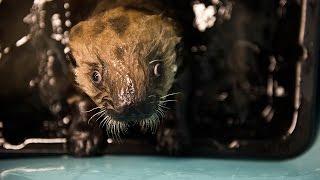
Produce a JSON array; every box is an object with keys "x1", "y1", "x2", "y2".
[{"x1": 69, "y1": 0, "x2": 184, "y2": 148}]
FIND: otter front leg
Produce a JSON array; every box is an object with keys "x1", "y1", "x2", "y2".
[{"x1": 67, "y1": 100, "x2": 106, "y2": 156}]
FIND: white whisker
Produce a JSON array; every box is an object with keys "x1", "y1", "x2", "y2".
[
  {"x1": 159, "y1": 99, "x2": 177, "y2": 103},
  {"x1": 160, "y1": 92, "x2": 181, "y2": 99},
  {"x1": 155, "y1": 109, "x2": 161, "y2": 118},
  {"x1": 82, "y1": 106, "x2": 103, "y2": 113},
  {"x1": 99, "y1": 115, "x2": 108, "y2": 128},
  {"x1": 95, "y1": 111, "x2": 106, "y2": 122},
  {"x1": 158, "y1": 108, "x2": 165, "y2": 118},
  {"x1": 153, "y1": 114, "x2": 159, "y2": 133},
  {"x1": 159, "y1": 104, "x2": 170, "y2": 110},
  {"x1": 102, "y1": 116, "x2": 110, "y2": 128},
  {"x1": 88, "y1": 110, "x2": 105, "y2": 124},
  {"x1": 112, "y1": 123, "x2": 116, "y2": 140}
]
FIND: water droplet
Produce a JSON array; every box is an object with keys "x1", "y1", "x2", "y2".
[
  {"x1": 65, "y1": 20, "x2": 72, "y2": 27},
  {"x1": 65, "y1": 11, "x2": 71, "y2": 18},
  {"x1": 29, "y1": 80, "x2": 36, "y2": 87},
  {"x1": 16, "y1": 34, "x2": 31, "y2": 47},
  {"x1": 49, "y1": 78, "x2": 56, "y2": 85},
  {"x1": 3, "y1": 47, "x2": 10, "y2": 54},
  {"x1": 228, "y1": 140, "x2": 240, "y2": 148},
  {"x1": 107, "y1": 138, "x2": 113, "y2": 143},
  {"x1": 63, "y1": 3, "x2": 70, "y2": 9},
  {"x1": 63, "y1": 117, "x2": 70, "y2": 124},
  {"x1": 64, "y1": 47, "x2": 70, "y2": 54}
]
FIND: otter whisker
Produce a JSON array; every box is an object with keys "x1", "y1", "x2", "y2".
[
  {"x1": 108, "y1": 119, "x2": 114, "y2": 137},
  {"x1": 99, "y1": 114, "x2": 108, "y2": 128},
  {"x1": 148, "y1": 116, "x2": 154, "y2": 133},
  {"x1": 116, "y1": 122, "x2": 120, "y2": 141},
  {"x1": 159, "y1": 108, "x2": 166, "y2": 119},
  {"x1": 160, "y1": 92, "x2": 181, "y2": 99},
  {"x1": 151, "y1": 114, "x2": 159, "y2": 134},
  {"x1": 140, "y1": 120, "x2": 145, "y2": 131},
  {"x1": 107, "y1": 121, "x2": 113, "y2": 139},
  {"x1": 139, "y1": 113, "x2": 160, "y2": 134},
  {"x1": 112, "y1": 123, "x2": 117, "y2": 142},
  {"x1": 112, "y1": 124, "x2": 116, "y2": 140},
  {"x1": 160, "y1": 105, "x2": 168, "y2": 119},
  {"x1": 116, "y1": 121, "x2": 123, "y2": 143},
  {"x1": 82, "y1": 106, "x2": 103, "y2": 113},
  {"x1": 155, "y1": 109, "x2": 162, "y2": 118},
  {"x1": 159, "y1": 104, "x2": 170, "y2": 110},
  {"x1": 95, "y1": 111, "x2": 107, "y2": 122},
  {"x1": 160, "y1": 106, "x2": 166, "y2": 113},
  {"x1": 153, "y1": 114, "x2": 160, "y2": 133},
  {"x1": 99, "y1": 119, "x2": 105, "y2": 128},
  {"x1": 159, "y1": 99, "x2": 177, "y2": 103},
  {"x1": 102, "y1": 116, "x2": 110, "y2": 128},
  {"x1": 105, "y1": 118, "x2": 112, "y2": 136},
  {"x1": 88, "y1": 109, "x2": 106, "y2": 124},
  {"x1": 157, "y1": 107, "x2": 165, "y2": 118},
  {"x1": 147, "y1": 118, "x2": 151, "y2": 130},
  {"x1": 103, "y1": 116, "x2": 128, "y2": 142}
]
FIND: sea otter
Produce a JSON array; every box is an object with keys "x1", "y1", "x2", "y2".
[{"x1": 68, "y1": 0, "x2": 184, "y2": 146}]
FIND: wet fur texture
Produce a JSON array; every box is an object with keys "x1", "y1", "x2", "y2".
[{"x1": 69, "y1": 0, "x2": 182, "y2": 140}]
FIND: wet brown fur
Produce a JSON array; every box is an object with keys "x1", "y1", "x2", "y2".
[{"x1": 69, "y1": 0, "x2": 181, "y2": 123}]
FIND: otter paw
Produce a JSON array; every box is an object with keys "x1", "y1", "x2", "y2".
[
  {"x1": 156, "y1": 128, "x2": 189, "y2": 155},
  {"x1": 68, "y1": 129, "x2": 103, "y2": 157}
]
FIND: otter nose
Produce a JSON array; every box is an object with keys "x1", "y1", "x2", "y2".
[{"x1": 112, "y1": 101, "x2": 153, "y2": 120}]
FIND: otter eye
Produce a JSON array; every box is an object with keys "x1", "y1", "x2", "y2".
[
  {"x1": 91, "y1": 70, "x2": 102, "y2": 84},
  {"x1": 153, "y1": 63, "x2": 163, "y2": 77}
]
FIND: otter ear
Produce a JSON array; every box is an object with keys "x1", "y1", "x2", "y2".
[{"x1": 66, "y1": 52, "x2": 78, "y2": 68}]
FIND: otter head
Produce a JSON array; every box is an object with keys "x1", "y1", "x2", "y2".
[{"x1": 69, "y1": 7, "x2": 181, "y2": 135}]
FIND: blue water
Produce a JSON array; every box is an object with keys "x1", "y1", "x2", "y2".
[{"x1": 1, "y1": 134, "x2": 320, "y2": 180}]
